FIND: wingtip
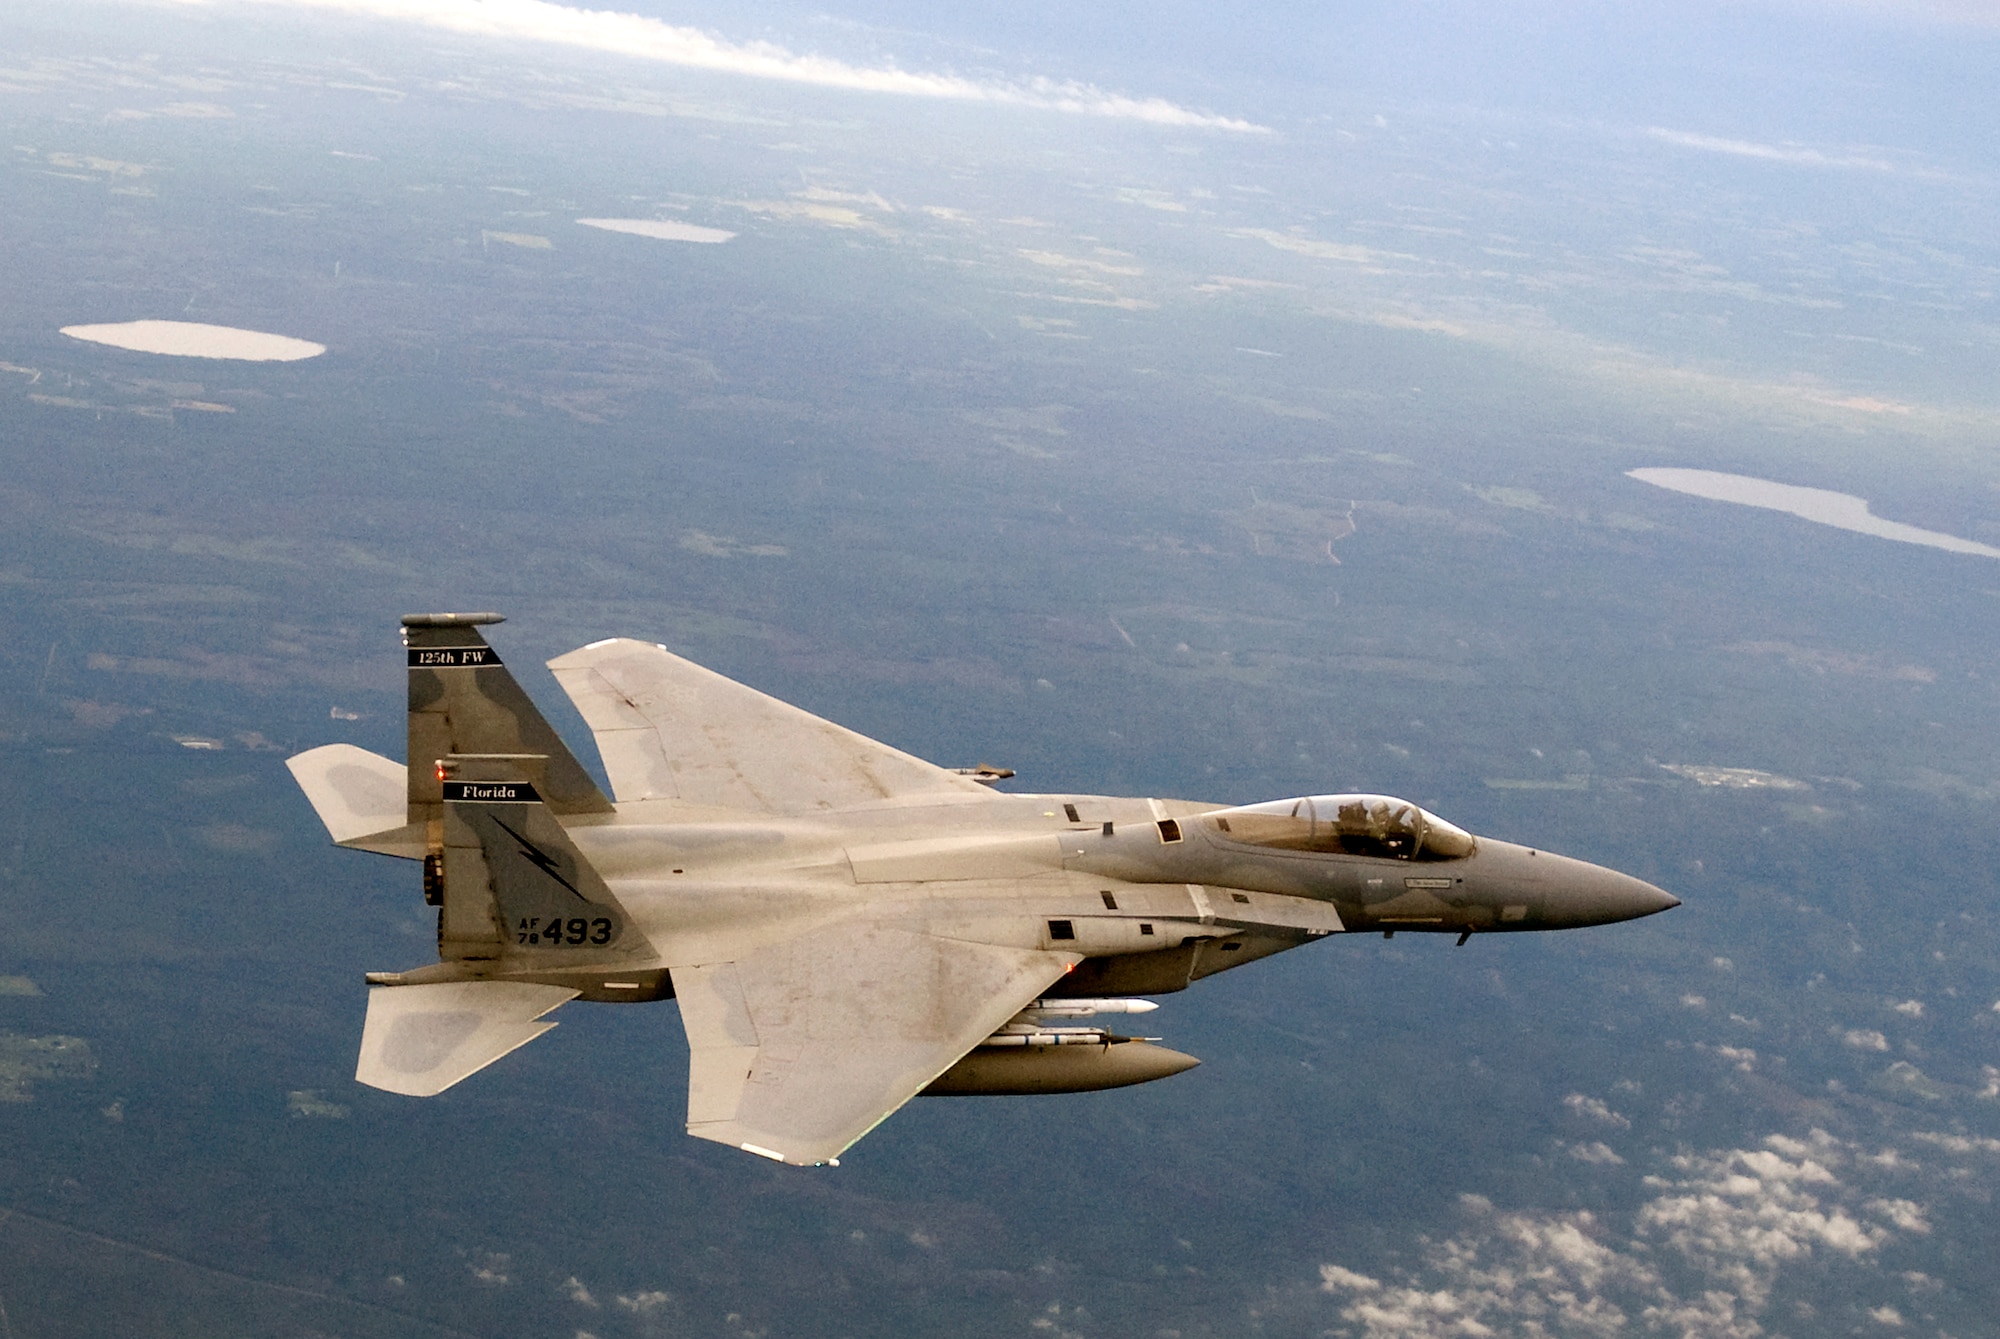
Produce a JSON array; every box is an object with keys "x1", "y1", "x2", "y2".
[{"x1": 547, "y1": 635, "x2": 657, "y2": 669}]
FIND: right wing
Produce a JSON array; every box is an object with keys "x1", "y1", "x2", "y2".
[
  {"x1": 671, "y1": 919, "x2": 1076, "y2": 1165},
  {"x1": 548, "y1": 638, "x2": 991, "y2": 812}
]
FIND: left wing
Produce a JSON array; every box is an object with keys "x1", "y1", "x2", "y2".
[
  {"x1": 547, "y1": 638, "x2": 991, "y2": 812},
  {"x1": 672, "y1": 921, "x2": 1077, "y2": 1165}
]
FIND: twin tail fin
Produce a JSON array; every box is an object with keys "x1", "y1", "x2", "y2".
[{"x1": 286, "y1": 614, "x2": 656, "y2": 1099}]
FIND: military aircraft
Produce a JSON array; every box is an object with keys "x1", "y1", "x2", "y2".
[{"x1": 288, "y1": 613, "x2": 1678, "y2": 1167}]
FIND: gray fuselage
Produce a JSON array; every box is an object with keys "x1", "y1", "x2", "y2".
[{"x1": 563, "y1": 788, "x2": 1678, "y2": 999}]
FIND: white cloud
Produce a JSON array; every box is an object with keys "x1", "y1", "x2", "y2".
[
  {"x1": 1890, "y1": 999, "x2": 1924, "y2": 1017},
  {"x1": 1646, "y1": 128, "x2": 1898, "y2": 172},
  {"x1": 1236, "y1": 228, "x2": 1414, "y2": 266},
  {"x1": 1563, "y1": 1093, "x2": 1631, "y2": 1129},
  {"x1": 1910, "y1": 1130, "x2": 2000, "y2": 1154},
  {"x1": 1865, "y1": 1198, "x2": 1931, "y2": 1234},
  {"x1": 153, "y1": 0, "x2": 1265, "y2": 131},
  {"x1": 615, "y1": 1290, "x2": 671, "y2": 1313},
  {"x1": 1637, "y1": 1137, "x2": 1886, "y2": 1309},
  {"x1": 1696, "y1": 1043, "x2": 1759, "y2": 1072},
  {"x1": 1316, "y1": 1130, "x2": 1928, "y2": 1338},
  {"x1": 1319, "y1": 1203, "x2": 1661, "y2": 1339},
  {"x1": 1317, "y1": 1264, "x2": 1382, "y2": 1292},
  {"x1": 1842, "y1": 1028, "x2": 1891, "y2": 1051},
  {"x1": 1568, "y1": 1142, "x2": 1626, "y2": 1166}
]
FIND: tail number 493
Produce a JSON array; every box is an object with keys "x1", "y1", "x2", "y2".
[{"x1": 518, "y1": 916, "x2": 612, "y2": 946}]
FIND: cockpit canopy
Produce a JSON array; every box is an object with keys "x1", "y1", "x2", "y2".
[{"x1": 1201, "y1": 794, "x2": 1477, "y2": 862}]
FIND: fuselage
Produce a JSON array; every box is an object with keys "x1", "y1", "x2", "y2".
[{"x1": 563, "y1": 788, "x2": 1678, "y2": 996}]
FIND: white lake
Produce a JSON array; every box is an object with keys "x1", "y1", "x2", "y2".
[
  {"x1": 577, "y1": 217, "x2": 737, "y2": 244},
  {"x1": 1628, "y1": 468, "x2": 2000, "y2": 560},
  {"x1": 61, "y1": 320, "x2": 325, "y2": 361}
]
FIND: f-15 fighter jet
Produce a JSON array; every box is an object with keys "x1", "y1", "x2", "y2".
[{"x1": 288, "y1": 613, "x2": 1678, "y2": 1167}]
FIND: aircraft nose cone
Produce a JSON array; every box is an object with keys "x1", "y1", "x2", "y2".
[
  {"x1": 1561, "y1": 861, "x2": 1680, "y2": 926},
  {"x1": 1609, "y1": 873, "x2": 1680, "y2": 919},
  {"x1": 1467, "y1": 841, "x2": 1679, "y2": 929}
]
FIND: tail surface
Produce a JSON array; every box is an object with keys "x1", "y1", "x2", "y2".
[
  {"x1": 428, "y1": 754, "x2": 649, "y2": 968},
  {"x1": 315, "y1": 614, "x2": 662, "y2": 1099},
  {"x1": 286, "y1": 743, "x2": 423, "y2": 858},
  {"x1": 355, "y1": 752, "x2": 662, "y2": 1096},
  {"x1": 403, "y1": 612, "x2": 614, "y2": 831}
]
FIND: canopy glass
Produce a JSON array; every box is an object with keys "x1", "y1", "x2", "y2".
[{"x1": 1203, "y1": 795, "x2": 1476, "y2": 862}]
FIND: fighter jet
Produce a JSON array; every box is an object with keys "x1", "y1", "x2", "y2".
[{"x1": 288, "y1": 613, "x2": 1678, "y2": 1167}]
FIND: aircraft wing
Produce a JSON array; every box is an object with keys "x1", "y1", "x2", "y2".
[
  {"x1": 547, "y1": 638, "x2": 992, "y2": 812},
  {"x1": 671, "y1": 920, "x2": 1078, "y2": 1165}
]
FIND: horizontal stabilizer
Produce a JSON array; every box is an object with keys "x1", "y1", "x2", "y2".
[
  {"x1": 286, "y1": 744, "x2": 424, "y2": 859},
  {"x1": 356, "y1": 980, "x2": 578, "y2": 1096}
]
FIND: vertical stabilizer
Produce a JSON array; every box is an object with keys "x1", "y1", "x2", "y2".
[
  {"x1": 403, "y1": 613, "x2": 613, "y2": 833},
  {"x1": 434, "y1": 754, "x2": 652, "y2": 965}
]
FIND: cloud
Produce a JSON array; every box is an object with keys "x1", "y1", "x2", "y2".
[
  {"x1": 1319, "y1": 1201, "x2": 1661, "y2": 1339},
  {"x1": 1910, "y1": 1130, "x2": 2000, "y2": 1154},
  {"x1": 1646, "y1": 128, "x2": 1898, "y2": 172},
  {"x1": 285, "y1": 1088, "x2": 349, "y2": 1118},
  {"x1": 1563, "y1": 1093, "x2": 1631, "y2": 1129},
  {"x1": 1865, "y1": 1199, "x2": 1931, "y2": 1234},
  {"x1": 1569, "y1": 1142, "x2": 1627, "y2": 1166},
  {"x1": 1236, "y1": 228, "x2": 1413, "y2": 266},
  {"x1": 1317, "y1": 1264, "x2": 1381, "y2": 1292},
  {"x1": 616, "y1": 1290, "x2": 671, "y2": 1313},
  {"x1": 1316, "y1": 1131, "x2": 1928, "y2": 1339},
  {"x1": 155, "y1": 0, "x2": 1265, "y2": 131},
  {"x1": 1640, "y1": 1136, "x2": 1888, "y2": 1310}
]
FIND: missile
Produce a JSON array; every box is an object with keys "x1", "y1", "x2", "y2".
[
  {"x1": 982, "y1": 1025, "x2": 1120, "y2": 1047},
  {"x1": 1019, "y1": 997, "x2": 1159, "y2": 1019}
]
